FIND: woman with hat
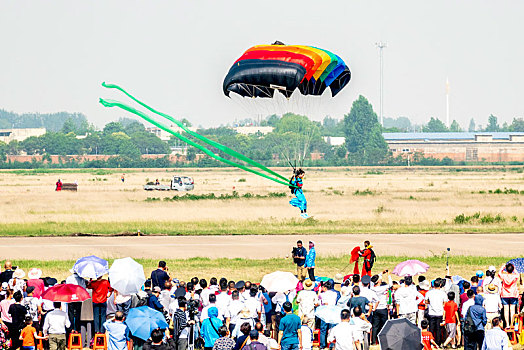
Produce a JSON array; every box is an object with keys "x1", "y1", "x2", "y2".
[
  {"x1": 27, "y1": 268, "x2": 44, "y2": 299},
  {"x1": 482, "y1": 284, "x2": 502, "y2": 330},
  {"x1": 296, "y1": 280, "x2": 318, "y2": 330},
  {"x1": 8, "y1": 269, "x2": 25, "y2": 294}
]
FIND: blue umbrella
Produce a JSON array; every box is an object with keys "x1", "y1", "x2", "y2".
[
  {"x1": 314, "y1": 305, "x2": 343, "y2": 324},
  {"x1": 507, "y1": 258, "x2": 524, "y2": 273},
  {"x1": 73, "y1": 255, "x2": 109, "y2": 279},
  {"x1": 125, "y1": 306, "x2": 168, "y2": 341}
]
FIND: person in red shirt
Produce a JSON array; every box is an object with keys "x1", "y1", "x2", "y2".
[
  {"x1": 87, "y1": 277, "x2": 113, "y2": 334},
  {"x1": 421, "y1": 319, "x2": 440, "y2": 350},
  {"x1": 55, "y1": 179, "x2": 62, "y2": 191},
  {"x1": 442, "y1": 291, "x2": 460, "y2": 348},
  {"x1": 359, "y1": 241, "x2": 375, "y2": 276}
]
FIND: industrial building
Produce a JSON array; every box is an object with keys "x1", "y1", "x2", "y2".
[{"x1": 0, "y1": 128, "x2": 46, "y2": 143}]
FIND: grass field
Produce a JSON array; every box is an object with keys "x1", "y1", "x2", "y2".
[
  {"x1": 1, "y1": 166, "x2": 524, "y2": 236},
  {"x1": 6, "y1": 255, "x2": 513, "y2": 282}
]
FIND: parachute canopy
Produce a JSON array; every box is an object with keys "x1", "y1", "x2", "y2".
[{"x1": 223, "y1": 43, "x2": 351, "y2": 99}]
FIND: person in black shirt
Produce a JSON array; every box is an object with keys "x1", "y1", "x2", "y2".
[
  {"x1": 151, "y1": 261, "x2": 171, "y2": 290},
  {"x1": 292, "y1": 241, "x2": 307, "y2": 282},
  {"x1": 0, "y1": 261, "x2": 14, "y2": 284},
  {"x1": 9, "y1": 291, "x2": 27, "y2": 350}
]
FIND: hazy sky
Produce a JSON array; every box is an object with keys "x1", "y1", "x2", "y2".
[{"x1": 1, "y1": 1, "x2": 523, "y2": 128}]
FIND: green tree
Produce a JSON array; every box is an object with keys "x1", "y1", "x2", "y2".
[
  {"x1": 129, "y1": 131, "x2": 170, "y2": 154},
  {"x1": 124, "y1": 121, "x2": 146, "y2": 135},
  {"x1": 186, "y1": 146, "x2": 197, "y2": 161},
  {"x1": 20, "y1": 136, "x2": 43, "y2": 155},
  {"x1": 468, "y1": 118, "x2": 476, "y2": 132},
  {"x1": 181, "y1": 118, "x2": 192, "y2": 127},
  {"x1": 103, "y1": 122, "x2": 125, "y2": 135},
  {"x1": 449, "y1": 120, "x2": 462, "y2": 132},
  {"x1": 509, "y1": 117, "x2": 524, "y2": 132},
  {"x1": 61, "y1": 118, "x2": 78, "y2": 134},
  {"x1": 423, "y1": 117, "x2": 448, "y2": 132},
  {"x1": 0, "y1": 141, "x2": 7, "y2": 161},
  {"x1": 343, "y1": 95, "x2": 389, "y2": 165},
  {"x1": 485, "y1": 114, "x2": 499, "y2": 132}
]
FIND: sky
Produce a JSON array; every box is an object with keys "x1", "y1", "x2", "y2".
[{"x1": 1, "y1": 1, "x2": 523, "y2": 129}]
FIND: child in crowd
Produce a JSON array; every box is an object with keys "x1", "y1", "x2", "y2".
[
  {"x1": 20, "y1": 316, "x2": 47, "y2": 350},
  {"x1": 421, "y1": 319, "x2": 439, "y2": 350},
  {"x1": 442, "y1": 292, "x2": 460, "y2": 349},
  {"x1": 300, "y1": 318, "x2": 312, "y2": 350}
]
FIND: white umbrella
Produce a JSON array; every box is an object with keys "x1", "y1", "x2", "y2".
[
  {"x1": 315, "y1": 305, "x2": 343, "y2": 324},
  {"x1": 109, "y1": 257, "x2": 146, "y2": 294},
  {"x1": 260, "y1": 271, "x2": 299, "y2": 293}
]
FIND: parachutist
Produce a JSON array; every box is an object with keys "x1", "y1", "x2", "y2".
[{"x1": 289, "y1": 168, "x2": 308, "y2": 218}]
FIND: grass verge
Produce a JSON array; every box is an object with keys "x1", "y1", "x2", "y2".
[{"x1": 8, "y1": 255, "x2": 511, "y2": 282}]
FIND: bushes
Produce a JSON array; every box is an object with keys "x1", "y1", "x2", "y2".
[
  {"x1": 145, "y1": 191, "x2": 287, "y2": 202},
  {"x1": 454, "y1": 212, "x2": 506, "y2": 224}
]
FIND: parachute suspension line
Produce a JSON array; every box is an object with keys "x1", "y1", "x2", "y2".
[
  {"x1": 99, "y1": 98, "x2": 294, "y2": 188},
  {"x1": 102, "y1": 82, "x2": 288, "y2": 183}
]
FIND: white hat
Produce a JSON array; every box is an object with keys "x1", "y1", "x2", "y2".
[
  {"x1": 12, "y1": 269, "x2": 25, "y2": 279},
  {"x1": 488, "y1": 265, "x2": 496, "y2": 272},
  {"x1": 419, "y1": 280, "x2": 430, "y2": 291},
  {"x1": 1, "y1": 282, "x2": 7, "y2": 290},
  {"x1": 28, "y1": 268, "x2": 42, "y2": 280}
]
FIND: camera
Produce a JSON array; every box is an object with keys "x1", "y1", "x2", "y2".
[{"x1": 187, "y1": 299, "x2": 200, "y2": 320}]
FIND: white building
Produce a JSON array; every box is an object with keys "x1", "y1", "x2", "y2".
[
  {"x1": 146, "y1": 125, "x2": 197, "y2": 141},
  {"x1": 324, "y1": 136, "x2": 345, "y2": 146},
  {"x1": 0, "y1": 128, "x2": 46, "y2": 143},
  {"x1": 234, "y1": 126, "x2": 274, "y2": 135}
]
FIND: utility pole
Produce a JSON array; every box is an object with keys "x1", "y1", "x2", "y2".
[
  {"x1": 376, "y1": 42, "x2": 387, "y2": 126},
  {"x1": 446, "y1": 78, "x2": 450, "y2": 128}
]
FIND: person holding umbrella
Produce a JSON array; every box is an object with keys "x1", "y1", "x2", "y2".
[
  {"x1": 87, "y1": 276, "x2": 113, "y2": 334},
  {"x1": 65, "y1": 270, "x2": 86, "y2": 333}
]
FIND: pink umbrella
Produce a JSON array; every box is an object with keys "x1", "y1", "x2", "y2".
[{"x1": 393, "y1": 260, "x2": 429, "y2": 277}]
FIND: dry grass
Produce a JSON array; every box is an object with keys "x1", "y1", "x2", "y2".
[{"x1": 0, "y1": 167, "x2": 523, "y2": 234}]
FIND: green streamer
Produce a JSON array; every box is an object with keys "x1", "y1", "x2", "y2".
[
  {"x1": 99, "y1": 98, "x2": 294, "y2": 187},
  {"x1": 101, "y1": 82, "x2": 289, "y2": 183}
]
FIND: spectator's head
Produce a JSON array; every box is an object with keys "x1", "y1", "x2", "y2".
[
  {"x1": 421, "y1": 319, "x2": 429, "y2": 330},
  {"x1": 463, "y1": 281, "x2": 471, "y2": 290},
  {"x1": 301, "y1": 318, "x2": 309, "y2": 326},
  {"x1": 371, "y1": 275, "x2": 380, "y2": 285},
  {"x1": 340, "y1": 309, "x2": 351, "y2": 321},
  {"x1": 218, "y1": 326, "x2": 228, "y2": 337},
  {"x1": 152, "y1": 286, "x2": 161, "y2": 296},
  {"x1": 249, "y1": 330, "x2": 259, "y2": 341},
  {"x1": 418, "y1": 276, "x2": 426, "y2": 283},
  {"x1": 283, "y1": 301, "x2": 293, "y2": 313},
  {"x1": 506, "y1": 263, "x2": 515, "y2": 274},
  {"x1": 219, "y1": 279, "x2": 228, "y2": 291},
  {"x1": 470, "y1": 276, "x2": 478, "y2": 284},
  {"x1": 250, "y1": 287, "x2": 258, "y2": 297},
  {"x1": 353, "y1": 306, "x2": 362, "y2": 317},
  {"x1": 26, "y1": 286, "x2": 35, "y2": 296},
  {"x1": 209, "y1": 294, "x2": 216, "y2": 304},
  {"x1": 232, "y1": 291, "x2": 239, "y2": 300},
  {"x1": 245, "y1": 281, "x2": 252, "y2": 290},
  {"x1": 228, "y1": 281, "x2": 235, "y2": 290},
  {"x1": 297, "y1": 240, "x2": 303, "y2": 248},
  {"x1": 352, "y1": 274, "x2": 360, "y2": 284},
  {"x1": 309, "y1": 241, "x2": 314, "y2": 249},
  {"x1": 164, "y1": 281, "x2": 172, "y2": 290},
  {"x1": 4, "y1": 261, "x2": 11, "y2": 270},
  {"x1": 467, "y1": 289, "x2": 475, "y2": 299},
  {"x1": 492, "y1": 317, "x2": 501, "y2": 329},
  {"x1": 404, "y1": 276, "x2": 413, "y2": 286},
  {"x1": 115, "y1": 311, "x2": 125, "y2": 321},
  {"x1": 448, "y1": 291, "x2": 455, "y2": 301},
  {"x1": 151, "y1": 329, "x2": 164, "y2": 344},
  {"x1": 13, "y1": 291, "x2": 22, "y2": 302},
  {"x1": 324, "y1": 281, "x2": 332, "y2": 291},
  {"x1": 191, "y1": 277, "x2": 199, "y2": 285},
  {"x1": 352, "y1": 286, "x2": 360, "y2": 296},
  {"x1": 144, "y1": 279, "x2": 152, "y2": 289},
  {"x1": 178, "y1": 298, "x2": 187, "y2": 309},
  {"x1": 158, "y1": 261, "x2": 166, "y2": 269},
  {"x1": 255, "y1": 322, "x2": 264, "y2": 332},
  {"x1": 199, "y1": 279, "x2": 208, "y2": 289},
  {"x1": 25, "y1": 316, "x2": 33, "y2": 325},
  {"x1": 53, "y1": 302, "x2": 61, "y2": 309},
  {"x1": 186, "y1": 282, "x2": 194, "y2": 292},
  {"x1": 240, "y1": 322, "x2": 251, "y2": 336},
  {"x1": 210, "y1": 277, "x2": 218, "y2": 286},
  {"x1": 361, "y1": 275, "x2": 371, "y2": 287}
]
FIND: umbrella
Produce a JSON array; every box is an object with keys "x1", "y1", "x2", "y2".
[
  {"x1": 378, "y1": 318, "x2": 422, "y2": 350},
  {"x1": 393, "y1": 260, "x2": 429, "y2": 277},
  {"x1": 452, "y1": 275, "x2": 465, "y2": 284},
  {"x1": 507, "y1": 258, "x2": 524, "y2": 273},
  {"x1": 125, "y1": 306, "x2": 168, "y2": 341},
  {"x1": 260, "y1": 271, "x2": 299, "y2": 293},
  {"x1": 109, "y1": 257, "x2": 145, "y2": 294},
  {"x1": 73, "y1": 255, "x2": 109, "y2": 279},
  {"x1": 314, "y1": 305, "x2": 343, "y2": 324},
  {"x1": 41, "y1": 284, "x2": 90, "y2": 302}
]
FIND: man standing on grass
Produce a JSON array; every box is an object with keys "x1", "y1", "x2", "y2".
[
  {"x1": 425, "y1": 279, "x2": 447, "y2": 346},
  {"x1": 394, "y1": 276, "x2": 424, "y2": 324},
  {"x1": 292, "y1": 241, "x2": 307, "y2": 282},
  {"x1": 151, "y1": 261, "x2": 171, "y2": 290},
  {"x1": 278, "y1": 302, "x2": 302, "y2": 350},
  {"x1": 305, "y1": 242, "x2": 316, "y2": 282}
]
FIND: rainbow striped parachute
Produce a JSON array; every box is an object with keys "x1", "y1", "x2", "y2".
[{"x1": 223, "y1": 42, "x2": 351, "y2": 99}]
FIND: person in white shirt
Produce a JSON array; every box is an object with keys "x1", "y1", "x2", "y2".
[
  {"x1": 200, "y1": 278, "x2": 219, "y2": 308},
  {"x1": 370, "y1": 272, "x2": 392, "y2": 346},
  {"x1": 296, "y1": 280, "x2": 319, "y2": 329},
  {"x1": 483, "y1": 284, "x2": 502, "y2": 330},
  {"x1": 319, "y1": 281, "x2": 338, "y2": 350},
  {"x1": 226, "y1": 291, "x2": 245, "y2": 332},
  {"x1": 272, "y1": 290, "x2": 296, "y2": 314},
  {"x1": 255, "y1": 322, "x2": 270, "y2": 349},
  {"x1": 328, "y1": 309, "x2": 360, "y2": 350},
  {"x1": 461, "y1": 290, "x2": 476, "y2": 319},
  {"x1": 349, "y1": 307, "x2": 371, "y2": 350},
  {"x1": 201, "y1": 294, "x2": 225, "y2": 322},
  {"x1": 394, "y1": 276, "x2": 424, "y2": 324},
  {"x1": 244, "y1": 288, "x2": 262, "y2": 321},
  {"x1": 43, "y1": 302, "x2": 70, "y2": 350},
  {"x1": 424, "y1": 279, "x2": 448, "y2": 346},
  {"x1": 301, "y1": 318, "x2": 313, "y2": 350}
]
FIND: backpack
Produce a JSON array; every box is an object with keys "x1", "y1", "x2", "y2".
[
  {"x1": 463, "y1": 308, "x2": 476, "y2": 334},
  {"x1": 289, "y1": 178, "x2": 296, "y2": 194},
  {"x1": 131, "y1": 291, "x2": 149, "y2": 308},
  {"x1": 23, "y1": 297, "x2": 38, "y2": 320},
  {"x1": 368, "y1": 249, "x2": 377, "y2": 269}
]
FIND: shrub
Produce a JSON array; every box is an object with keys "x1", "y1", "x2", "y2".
[{"x1": 354, "y1": 189, "x2": 375, "y2": 196}]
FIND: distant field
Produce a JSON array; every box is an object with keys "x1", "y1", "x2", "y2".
[
  {"x1": 6, "y1": 255, "x2": 510, "y2": 282},
  {"x1": 1, "y1": 166, "x2": 524, "y2": 236}
]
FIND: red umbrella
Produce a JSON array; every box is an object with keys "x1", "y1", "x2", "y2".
[{"x1": 41, "y1": 284, "x2": 90, "y2": 302}]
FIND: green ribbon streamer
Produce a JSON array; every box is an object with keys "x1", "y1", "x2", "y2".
[
  {"x1": 101, "y1": 82, "x2": 289, "y2": 183},
  {"x1": 99, "y1": 98, "x2": 294, "y2": 187}
]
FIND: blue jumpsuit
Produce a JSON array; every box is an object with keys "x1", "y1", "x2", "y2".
[{"x1": 289, "y1": 177, "x2": 307, "y2": 211}]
